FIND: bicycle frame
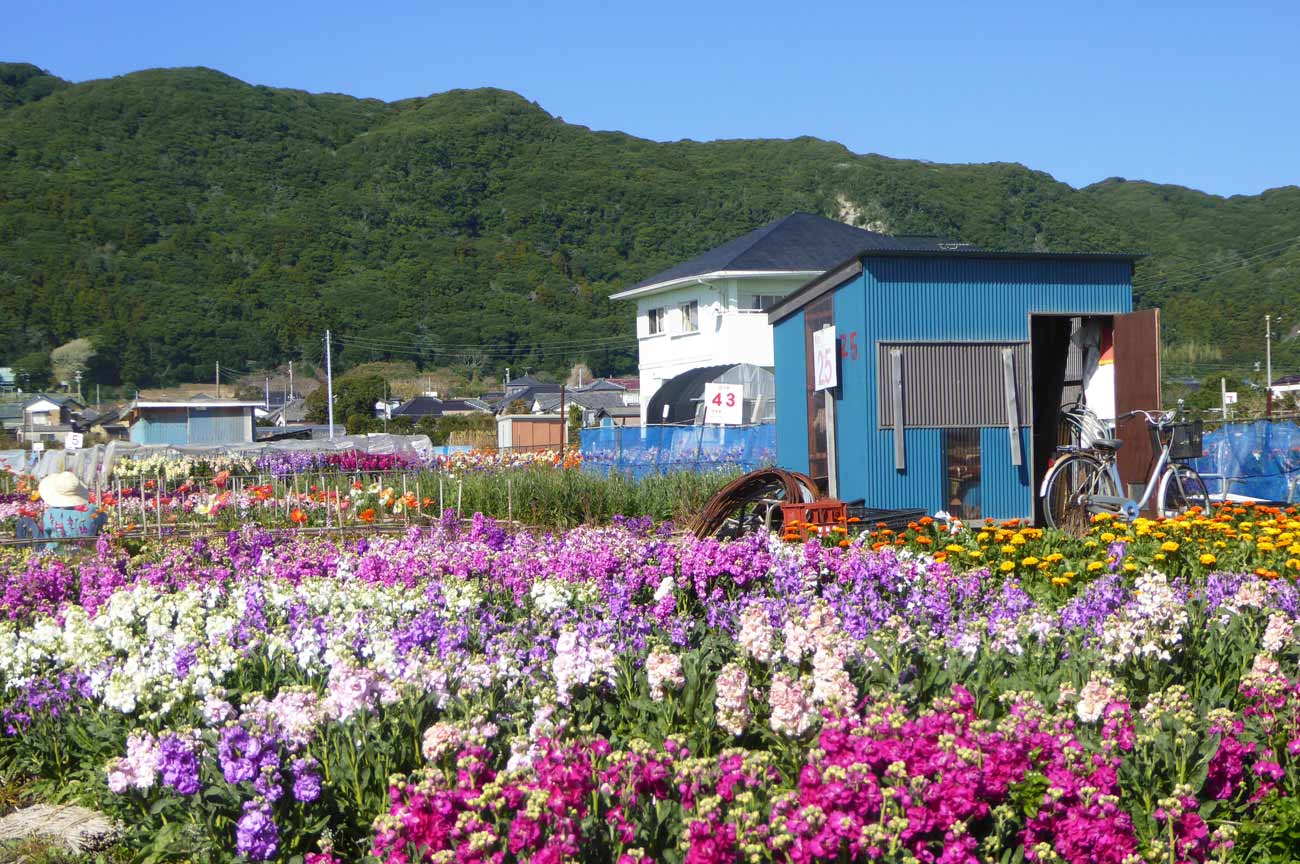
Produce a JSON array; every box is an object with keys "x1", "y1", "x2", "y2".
[{"x1": 1038, "y1": 409, "x2": 1178, "y2": 518}]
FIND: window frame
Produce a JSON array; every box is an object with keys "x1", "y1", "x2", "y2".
[
  {"x1": 678, "y1": 300, "x2": 699, "y2": 334},
  {"x1": 646, "y1": 307, "x2": 666, "y2": 336}
]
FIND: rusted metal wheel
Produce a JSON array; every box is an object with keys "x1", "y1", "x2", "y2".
[{"x1": 690, "y1": 468, "x2": 820, "y2": 539}]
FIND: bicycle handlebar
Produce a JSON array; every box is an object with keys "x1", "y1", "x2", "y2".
[{"x1": 1115, "y1": 409, "x2": 1177, "y2": 426}]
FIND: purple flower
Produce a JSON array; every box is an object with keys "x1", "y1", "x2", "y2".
[
  {"x1": 158, "y1": 733, "x2": 201, "y2": 796},
  {"x1": 292, "y1": 757, "x2": 322, "y2": 803},
  {"x1": 235, "y1": 799, "x2": 279, "y2": 861}
]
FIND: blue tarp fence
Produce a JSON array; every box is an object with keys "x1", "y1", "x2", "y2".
[
  {"x1": 1192, "y1": 421, "x2": 1300, "y2": 502},
  {"x1": 580, "y1": 424, "x2": 776, "y2": 479}
]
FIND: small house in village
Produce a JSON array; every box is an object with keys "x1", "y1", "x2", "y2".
[
  {"x1": 19, "y1": 393, "x2": 84, "y2": 444},
  {"x1": 393, "y1": 394, "x2": 491, "y2": 422},
  {"x1": 126, "y1": 398, "x2": 261, "y2": 445},
  {"x1": 610, "y1": 213, "x2": 967, "y2": 424},
  {"x1": 768, "y1": 248, "x2": 1158, "y2": 522},
  {"x1": 534, "y1": 379, "x2": 641, "y2": 428}
]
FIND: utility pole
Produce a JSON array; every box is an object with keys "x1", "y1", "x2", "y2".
[
  {"x1": 215, "y1": 361, "x2": 220, "y2": 398},
  {"x1": 288, "y1": 361, "x2": 294, "y2": 402},
  {"x1": 265, "y1": 376, "x2": 270, "y2": 411},
  {"x1": 325, "y1": 330, "x2": 335, "y2": 440},
  {"x1": 1266, "y1": 314, "x2": 1274, "y2": 393},
  {"x1": 74, "y1": 370, "x2": 82, "y2": 400}
]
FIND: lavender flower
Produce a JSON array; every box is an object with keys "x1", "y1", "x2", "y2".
[
  {"x1": 292, "y1": 757, "x2": 322, "y2": 803},
  {"x1": 158, "y1": 733, "x2": 201, "y2": 796},
  {"x1": 235, "y1": 799, "x2": 279, "y2": 861}
]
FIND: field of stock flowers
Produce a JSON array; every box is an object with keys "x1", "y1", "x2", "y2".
[{"x1": 4, "y1": 502, "x2": 1300, "y2": 862}]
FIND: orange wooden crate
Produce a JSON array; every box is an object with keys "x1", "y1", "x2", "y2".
[{"x1": 780, "y1": 500, "x2": 847, "y2": 539}]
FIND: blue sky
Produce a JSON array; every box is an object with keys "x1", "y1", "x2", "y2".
[{"x1": 5, "y1": 0, "x2": 1297, "y2": 196}]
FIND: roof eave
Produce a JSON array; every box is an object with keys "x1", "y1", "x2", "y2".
[
  {"x1": 609, "y1": 269, "x2": 823, "y2": 301},
  {"x1": 767, "y1": 249, "x2": 1145, "y2": 325}
]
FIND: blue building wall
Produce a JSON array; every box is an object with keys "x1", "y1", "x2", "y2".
[
  {"x1": 772, "y1": 309, "x2": 809, "y2": 475},
  {"x1": 775, "y1": 255, "x2": 1133, "y2": 518},
  {"x1": 130, "y1": 410, "x2": 188, "y2": 445},
  {"x1": 129, "y1": 407, "x2": 253, "y2": 445}
]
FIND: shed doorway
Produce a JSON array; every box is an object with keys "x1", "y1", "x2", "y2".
[{"x1": 1029, "y1": 311, "x2": 1161, "y2": 524}]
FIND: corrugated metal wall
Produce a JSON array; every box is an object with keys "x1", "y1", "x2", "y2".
[
  {"x1": 777, "y1": 255, "x2": 1133, "y2": 518},
  {"x1": 773, "y1": 309, "x2": 810, "y2": 474},
  {"x1": 129, "y1": 409, "x2": 188, "y2": 445},
  {"x1": 129, "y1": 408, "x2": 251, "y2": 445},
  {"x1": 187, "y1": 408, "x2": 250, "y2": 444}
]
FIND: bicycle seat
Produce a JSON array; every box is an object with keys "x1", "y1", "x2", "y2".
[{"x1": 1090, "y1": 438, "x2": 1123, "y2": 452}]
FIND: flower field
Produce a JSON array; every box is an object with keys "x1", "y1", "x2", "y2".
[
  {"x1": 1, "y1": 463, "x2": 731, "y2": 535},
  {"x1": 2, "y1": 505, "x2": 1300, "y2": 862}
]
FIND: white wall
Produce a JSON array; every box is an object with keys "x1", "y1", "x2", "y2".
[{"x1": 633, "y1": 275, "x2": 808, "y2": 423}]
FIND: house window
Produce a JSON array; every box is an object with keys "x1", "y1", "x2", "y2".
[
  {"x1": 647, "y1": 307, "x2": 666, "y2": 335},
  {"x1": 943, "y1": 429, "x2": 981, "y2": 519},
  {"x1": 746, "y1": 294, "x2": 783, "y2": 311},
  {"x1": 679, "y1": 301, "x2": 699, "y2": 333}
]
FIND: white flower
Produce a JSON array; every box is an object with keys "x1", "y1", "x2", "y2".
[{"x1": 1076, "y1": 676, "x2": 1114, "y2": 723}]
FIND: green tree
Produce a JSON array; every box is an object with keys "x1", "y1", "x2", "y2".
[
  {"x1": 13, "y1": 351, "x2": 53, "y2": 391},
  {"x1": 305, "y1": 374, "x2": 387, "y2": 428}
]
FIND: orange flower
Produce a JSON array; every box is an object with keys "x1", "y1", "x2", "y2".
[
  {"x1": 359, "y1": 508, "x2": 376, "y2": 523},
  {"x1": 290, "y1": 508, "x2": 307, "y2": 525}
]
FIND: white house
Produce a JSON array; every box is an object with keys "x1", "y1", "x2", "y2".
[{"x1": 610, "y1": 213, "x2": 958, "y2": 423}]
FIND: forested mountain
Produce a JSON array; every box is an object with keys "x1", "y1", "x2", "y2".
[{"x1": 1, "y1": 62, "x2": 1297, "y2": 387}]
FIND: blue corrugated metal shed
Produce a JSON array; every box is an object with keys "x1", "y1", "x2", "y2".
[
  {"x1": 127, "y1": 400, "x2": 258, "y2": 445},
  {"x1": 768, "y1": 249, "x2": 1143, "y2": 521}
]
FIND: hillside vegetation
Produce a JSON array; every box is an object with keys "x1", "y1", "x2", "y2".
[{"x1": 1, "y1": 62, "x2": 1298, "y2": 388}]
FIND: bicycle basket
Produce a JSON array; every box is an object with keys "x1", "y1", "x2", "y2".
[{"x1": 1168, "y1": 421, "x2": 1204, "y2": 461}]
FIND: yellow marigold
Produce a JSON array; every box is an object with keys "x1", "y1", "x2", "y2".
[
  {"x1": 1153, "y1": 553, "x2": 1166, "y2": 562},
  {"x1": 977, "y1": 532, "x2": 990, "y2": 543},
  {"x1": 1093, "y1": 512, "x2": 1113, "y2": 522},
  {"x1": 1200, "y1": 553, "x2": 1217, "y2": 566},
  {"x1": 1000, "y1": 560, "x2": 1016, "y2": 573},
  {"x1": 1011, "y1": 534, "x2": 1027, "y2": 546},
  {"x1": 1001, "y1": 544, "x2": 1017, "y2": 554},
  {"x1": 1021, "y1": 556, "x2": 1039, "y2": 567},
  {"x1": 1046, "y1": 552, "x2": 1065, "y2": 563},
  {"x1": 945, "y1": 544, "x2": 964, "y2": 553},
  {"x1": 1258, "y1": 541, "x2": 1276, "y2": 552},
  {"x1": 1051, "y1": 576, "x2": 1071, "y2": 587},
  {"x1": 1161, "y1": 541, "x2": 1180, "y2": 553},
  {"x1": 1100, "y1": 532, "x2": 1117, "y2": 543},
  {"x1": 1087, "y1": 561, "x2": 1105, "y2": 572},
  {"x1": 1287, "y1": 559, "x2": 1300, "y2": 571},
  {"x1": 1123, "y1": 562, "x2": 1137, "y2": 572},
  {"x1": 967, "y1": 550, "x2": 983, "y2": 559}
]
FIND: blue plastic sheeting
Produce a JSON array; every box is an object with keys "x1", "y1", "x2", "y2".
[
  {"x1": 581, "y1": 424, "x2": 776, "y2": 479},
  {"x1": 428, "y1": 445, "x2": 473, "y2": 457},
  {"x1": 1192, "y1": 421, "x2": 1300, "y2": 502}
]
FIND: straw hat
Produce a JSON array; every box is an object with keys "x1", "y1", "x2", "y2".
[{"x1": 38, "y1": 471, "x2": 89, "y2": 508}]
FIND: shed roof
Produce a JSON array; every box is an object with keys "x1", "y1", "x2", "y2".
[
  {"x1": 767, "y1": 247, "x2": 1143, "y2": 325},
  {"x1": 128, "y1": 399, "x2": 262, "y2": 410},
  {"x1": 611, "y1": 213, "x2": 965, "y2": 300}
]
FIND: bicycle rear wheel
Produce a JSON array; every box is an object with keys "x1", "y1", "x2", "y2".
[
  {"x1": 1043, "y1": 453, "x2": 1119, "y2": 534},
  {"x1": 1157, "y1": 463, "x2": 1210, "y2": 518}
]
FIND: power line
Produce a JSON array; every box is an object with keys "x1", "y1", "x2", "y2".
[
  {"x1": 343, "y1": 332, "x2": 638, "y2": 352},
  {"x1": 1135, "y1": 234, "x2": 1300, "y2": 292}
]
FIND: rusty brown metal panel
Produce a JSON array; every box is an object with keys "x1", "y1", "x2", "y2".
[
  {"x1": 1114, "y1": 309, "x2": 1162, "y2": 494},
  {"x1": 876, "y1": 342, "x2": 1031, "y2": 428}
]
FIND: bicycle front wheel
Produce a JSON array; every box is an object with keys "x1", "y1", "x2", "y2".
[
  {"x1": 1043, "y1": 453, "x2": 1119, "y2": 534},
  {"x1": 1157, "y1": 463, "x2": 1210, "y2": 518}
]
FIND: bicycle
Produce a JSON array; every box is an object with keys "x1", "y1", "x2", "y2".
[{"x1": 1040, "y1": 407, "x2": 1211, "y2": 533}]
